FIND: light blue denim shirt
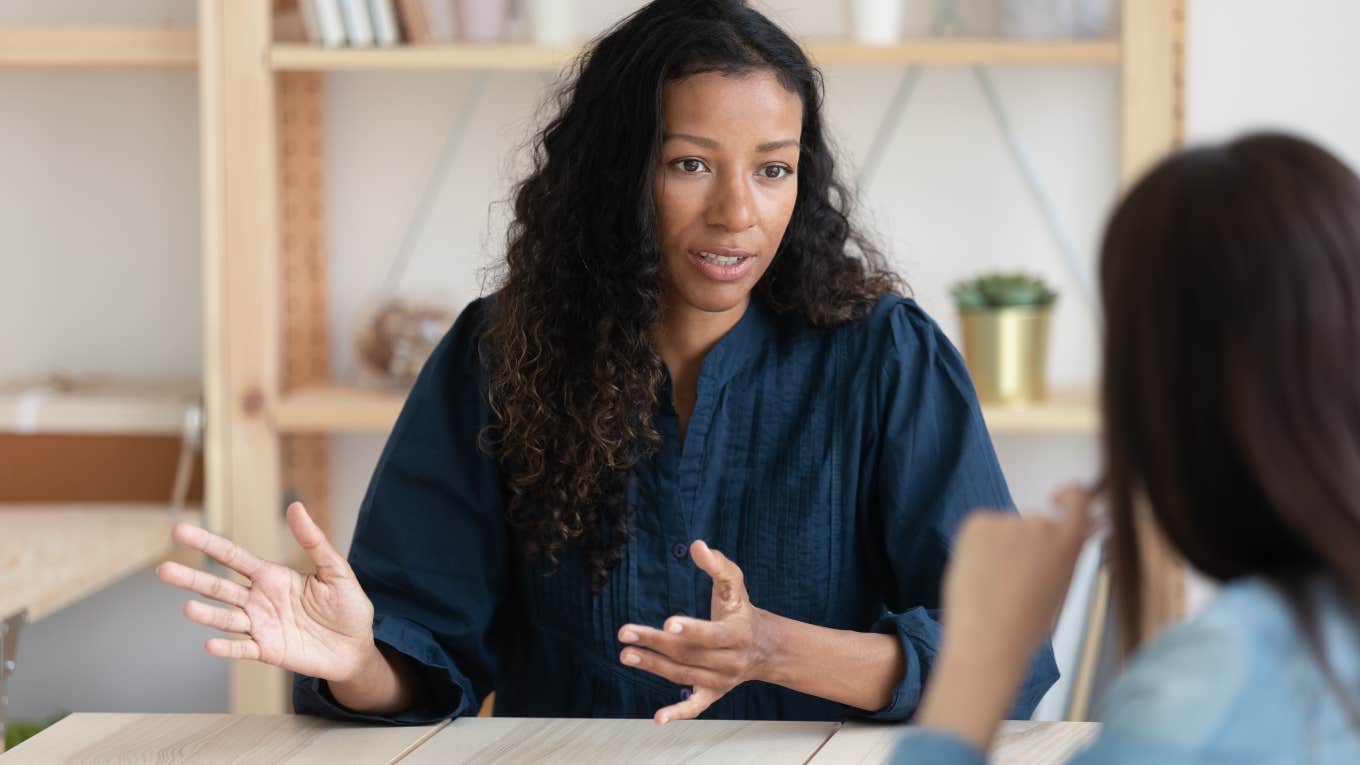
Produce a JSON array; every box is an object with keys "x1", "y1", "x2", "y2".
[{"x1": 892, "y1": 577, "x2": 1360, "y2": 764}]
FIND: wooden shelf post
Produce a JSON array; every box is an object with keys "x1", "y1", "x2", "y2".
[
  {"x1": 199, "y1": 0, "x2": 287, "y2": 714},
  {"x1": 1119, "y1": 0, "x2": 1187, "y2": 639}
]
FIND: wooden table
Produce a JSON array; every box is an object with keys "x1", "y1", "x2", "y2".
[
  {"x1": 3, "y1": 714, "x2": 1099, "y2": 764},
  {"x1": 814, "y1": 720, "x2": 1100, "y2": 764}
]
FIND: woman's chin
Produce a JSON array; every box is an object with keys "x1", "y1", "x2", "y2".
[{"x1": 672, "y1": 282, "x2": 755, "y2": 315}]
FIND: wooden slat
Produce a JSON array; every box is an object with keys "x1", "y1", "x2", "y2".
[
  {"x1": 0, "y1": 379, "x2": 198, "y2": 436},
  {"x1": 270, "y1": 39, "x2": 1119, "y2": 72},
  {"x1": 402, "y1": 718, "x2": 838, "y2": 765},
  {"x1": 811, "y1": 720, "x2": 1100, "y2": 764},
  {"x1": 277, "y1": 71, "x2": 334, "y2": 538},
  {"x1": 4, "y1": 714, "x2": 448, "y2": 765},
  {"x1": 0, "y1": 25, "x2": 196, "y2": 69},
  {"x1": 199, "y1": 0, "x2": 287, "y2": 714},
  {"x1": 0, "y1": 505, "x2": 202, "y2": 622}
]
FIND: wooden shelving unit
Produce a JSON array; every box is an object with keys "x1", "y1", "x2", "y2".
[
  {"x1": 0, "y1": 26, "x2": 196, "y2": 69},
  {"x1": 0, "y1": 22, "x2": 209, "y2": 746},
  {"x1": 200, "y1": 0, "x2": 1185, "y2": 714},
  {"x1": 271, "y1": 38, "x2": 1119, "y2": 72}
]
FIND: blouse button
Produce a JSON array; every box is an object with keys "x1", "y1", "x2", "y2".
[{"x1": 671, "y1": 542, "x2": 688, "y2": 560}]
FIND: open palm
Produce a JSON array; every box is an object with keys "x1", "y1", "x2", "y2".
[{"x1": 157, "y1": 502, "x2": 376, "y2": 683}]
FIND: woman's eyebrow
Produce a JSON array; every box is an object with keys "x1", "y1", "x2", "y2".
[{"x1": 663, "y1": 133, "x2": 801, "y2": 152}]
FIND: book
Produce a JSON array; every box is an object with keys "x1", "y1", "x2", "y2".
[
  {"x1": 299, "y1": 0, "x2": 321, "y2": 42},
  {"x1": 368, "y1": 0, "x2": 401, "y2": 47},
  {"x1": 395, "y1": 0, "x2": 430, "y2": 44},
  {"x1": 424, "y1": 0, "x2": 457, "y2": 42},
  {"x1": 312, "y1": 0, "x2": 347, "y2": 47},
  {"x1": 338, "y1": 0, "x2": 376, "y2": 47}
]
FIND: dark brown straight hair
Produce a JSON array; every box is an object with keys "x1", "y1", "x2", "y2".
[{"x1": 1099, "y1": 133, "x2": 1360, "y2": 691}]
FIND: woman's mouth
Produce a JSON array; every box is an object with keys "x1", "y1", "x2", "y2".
[{"x1": 687, "y1": 248, "x2": 756, "y2": 282}]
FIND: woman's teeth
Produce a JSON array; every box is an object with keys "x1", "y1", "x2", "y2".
[{"x1": 698, "y1": 251, "x2": 743, "y2": 266}]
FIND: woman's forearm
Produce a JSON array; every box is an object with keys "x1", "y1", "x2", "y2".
[
  {"x1": 912, "y1": 640, "x2": 1032, "y2": 751},
  {"x1": 327, "y1": 642, "x2": 420, "y2": 716},
  {"x1": 756, "y1": 609, "x2": 906, "y2": 713}
]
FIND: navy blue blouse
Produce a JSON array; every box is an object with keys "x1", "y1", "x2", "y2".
[{"x1": 294, "y1": 294, "x2": 1058, "y2": 724}]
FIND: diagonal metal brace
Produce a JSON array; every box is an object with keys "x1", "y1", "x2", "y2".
[{"x1": 0, "y1": 610, "x2": 28, "y2": 753}]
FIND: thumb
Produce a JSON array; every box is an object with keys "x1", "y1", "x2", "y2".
[
  {"x1": 691, "y1": 540, "x2": 746, "y2": 612},
  {"x1": 286, "y1": 502, "x2": 349, "y2": 579}
]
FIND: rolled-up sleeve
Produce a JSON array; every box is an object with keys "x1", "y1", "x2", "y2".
[
  {"x1": 294, "y1": 298, "x2": 511, "y2": 725},
  {"x1": 856, "y1": 301, "x2": 1058, "y2": 721}
]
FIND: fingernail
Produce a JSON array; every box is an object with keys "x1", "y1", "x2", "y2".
[
  {"x1": 658, "y1": 715, "x2": 669, "y2": 725},
  {"x1": 624, "y1": 652, "x2": 640, "y2": 665},
  {"x1": 668, "y1": 621, "x2": 683, "y2": 633},
  {"x1": 621, "y1": 630, "x2": 638, "y2": 642}
]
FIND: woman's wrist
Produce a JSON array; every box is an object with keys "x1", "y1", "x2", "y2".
[
  {"x1": 913, "y1": 640, "x2": 1029, "y2": 751},
  {"x1": 750, "y1": 609, "x2": 903, "y2": 712},
  {"x1": 328, "y1": 639, "x2": 415, "y2": 715}
]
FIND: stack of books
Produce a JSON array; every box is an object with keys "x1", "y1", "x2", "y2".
[{"x1": 298, "y1": 0, "x2": 481, "y2": 47}]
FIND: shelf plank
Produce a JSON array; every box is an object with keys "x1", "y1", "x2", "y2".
[
  {"x1": 271, "y1": 43, "x2": 578, "y2": 71},
  {"x1": 271, "y1": 39, "x2": 1119, "y2": 72},
  {"x1": 0, "y1": 504, "x2": 202, "y2": 622},
  {"x1": 0, "y1": 26, "x2": 197, "y2": 69},
  {"x1": 981, "y1": 387, "x2": 1100, "y2": 435},
  {"x1": 277, "y1": 385, "x2": 404, "y2": 433},
  {"x1": 0, "y1": 379, "x2": 200, "y2": 436},
  {"x1": 808, "y1": 39, "x2": 1119, "y2": 66},
  {"x1": 279, "y1": 384, "x2": 1098, "y2": 435}
]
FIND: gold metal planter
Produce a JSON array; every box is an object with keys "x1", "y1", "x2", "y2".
[{"x1": 959, "y1": 306, "x2": 1053, "y2": 405}]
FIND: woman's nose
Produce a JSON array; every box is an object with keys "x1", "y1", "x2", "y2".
[{"x1": 704, "y1": 174, "x2": 757, "y2": 231}]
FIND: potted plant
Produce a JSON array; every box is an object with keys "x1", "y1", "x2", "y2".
[{"x1": 952, "y1": 272, "x2": 1058, "y2": 405}]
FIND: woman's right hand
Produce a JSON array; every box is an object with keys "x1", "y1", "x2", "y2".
[{"x1": 157, "y1": 502, "x2": 378, "y2": 684}]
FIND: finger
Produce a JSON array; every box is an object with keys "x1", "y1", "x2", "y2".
[
  {"x1": 286, "y1": 502, "x2": 349, "y2": 579},
  {"x1": 1050, "y1": 485, "x2": 1095, "y2": 545},
  {"x1": 205, "y1": 637, "x2": 262, "y2": 662},
  {"x1": 172, "y1": 522, "x2": 265, "y2": 580},
  {"x1": 618, "y1": 624, "x2": 726, "y2": 666},
  {"x1": 620, "y1": 647, "x2": 729, "y2": 690},
  {"x1": 183, "y1": 599, "x2": 251, "y2": 635},
  {"x1": 654, "y1": 687, "x2": 720, "y2": 725},
  {"x1": 660, "y1": 615, "x2": 733, "y2": 647},
  {"x1": 157, "y1": 561, "x2": 250, "y2": 608},
  {"x1": 689, "y1": 540, "x2": 746, "y2": 610}
]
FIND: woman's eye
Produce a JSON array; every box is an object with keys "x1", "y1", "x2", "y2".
[
  {"x1": 762, "y1": 165, "x2": 792, "y2": 180},
  {"x1": 675, "y1": 158, "x2": 707, "y2": 173}
]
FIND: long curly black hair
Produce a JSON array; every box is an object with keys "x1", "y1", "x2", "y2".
[{"x1": 482, "y1": 0, "x2": 902, "y2": 589}]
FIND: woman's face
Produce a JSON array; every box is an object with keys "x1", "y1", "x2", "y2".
[{"x1": 653, "y1": 69, "x2": 803, "y2": 317}]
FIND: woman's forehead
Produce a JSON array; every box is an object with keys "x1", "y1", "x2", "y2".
[{"x1": 661, "y1": 70, "x2": 803, "y2": 145}]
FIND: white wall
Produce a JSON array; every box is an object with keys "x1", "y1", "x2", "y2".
[{"x1": 6, "y1": 0, "x2": 1359, "y2": 723}]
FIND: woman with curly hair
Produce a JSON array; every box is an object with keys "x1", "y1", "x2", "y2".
[{"x1": 158, "y1": 0, "x2": 1056, "y2": 724}]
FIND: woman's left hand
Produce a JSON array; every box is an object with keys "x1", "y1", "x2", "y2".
[{"x1": 618, "y1": 540, "x2": 774, "y2": 724}]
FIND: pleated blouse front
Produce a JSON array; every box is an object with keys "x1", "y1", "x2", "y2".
[{"x1": 293, "y1": 293, "x2": 1058, "y2": 724}]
